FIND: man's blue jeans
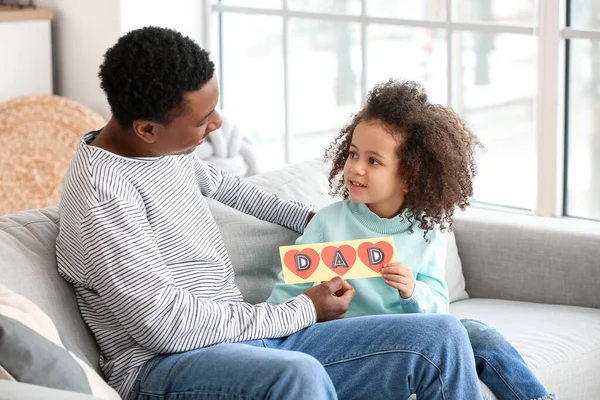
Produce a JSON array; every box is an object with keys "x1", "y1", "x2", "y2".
[{"x1": 129, "y1": 314, "x2": 483, "y2": 399}]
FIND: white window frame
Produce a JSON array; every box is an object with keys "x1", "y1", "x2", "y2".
[{"x1": 202, "y1": 0, "x2": 594, "y2": 219}]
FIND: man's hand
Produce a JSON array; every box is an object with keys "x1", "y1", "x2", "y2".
[
  {"x1": 304, "y1": 277, "x2": 355, "y2": 322},
  {"x1": 381, "y1": 262, "x2": 415, "y2": 299}
]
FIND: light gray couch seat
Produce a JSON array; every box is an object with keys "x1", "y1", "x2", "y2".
[
  {"x1": 1, "y1": 159, "x2": 599, "y2": 399},
  {"x1": 451, "y1": 299, "x2": 600, "y2": 397}
]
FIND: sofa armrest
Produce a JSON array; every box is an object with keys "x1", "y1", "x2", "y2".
[
  {"x1": 453, "y1": 208, "x2": 600, "y2": 309},
  {"x1": 0, "y1": 380, "x2": 104, "y2": 400}
]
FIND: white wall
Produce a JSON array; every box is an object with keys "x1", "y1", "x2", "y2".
[
  {"x1": 36, "y1": 0, "x2": 205, "y2": 120},
  {"x1": 121, "y1": 0, "x2": 204, "y2": 45},
  {"x1": 36, "y1": 0, "x2": 121, "y2": 119},
  {"x1": 0, "y1": 20, "x2": 53, "y2": 102}
]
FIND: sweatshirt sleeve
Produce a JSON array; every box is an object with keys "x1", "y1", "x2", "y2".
[
  {"x1": 191, "y1": 155, "x2": 312, "y2": 233},
  {"x1": 399, "y1": 230, "x2": 450, "y2": 314},
  {"x1": 81, "y1": 197, "x2": 316, "y2": 354},
  {"x1": 266, "y1": 212, "x2": 325, "y2": 305}
]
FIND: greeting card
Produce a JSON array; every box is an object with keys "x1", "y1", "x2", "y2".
[{"x1": 279, "y1": 237, "x2": 397, "y2": 284}]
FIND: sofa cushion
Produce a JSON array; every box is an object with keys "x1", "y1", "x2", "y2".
[
  {"x1": 0, "y1": 207, "x2": 102, "y2": 376},
  {"x1": 208, "y1": 198, "x2": 300, "y2": 304},
  {"x1": 450, "y1": 298, "x2": 600, "y2": 399},
  {"x1": 0, "y1": 285, "x2": 119, "y2": 399},
  {"x1": 454, "y1": 208, "x2": 600, "y2": 309},
  {"x1": 246, "y1": 158, "x2": 334, "y2": 210}
]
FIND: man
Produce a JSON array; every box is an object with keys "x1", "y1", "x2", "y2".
[{"x1": 57, "y1": 27, "x2": 483, "y2": 399}]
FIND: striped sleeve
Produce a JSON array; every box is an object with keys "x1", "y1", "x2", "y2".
[
  {"x1": 81, "y1": 197, "x2": 316, "y2": 354},
  {"x1": 191, "y1": 155, "x2": 312, "y2": 233},
  {"x1": 267, "y1": 212, "x2": 324, "y2": 305}
]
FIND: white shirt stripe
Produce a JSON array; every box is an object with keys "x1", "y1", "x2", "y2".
[{"x1": 56, "y1": 133, "x2": 316, "y2": 398}]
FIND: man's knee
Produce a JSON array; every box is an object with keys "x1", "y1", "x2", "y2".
[
  {"x1": 277, "y1": 351, "x2": 327, "y2": 380},
  {"x1": 271, "y1": 352, "x2": 335, "y2": 398},
  {"x1": 434, "y1": 314, "x2": 470, "y2": 341}
]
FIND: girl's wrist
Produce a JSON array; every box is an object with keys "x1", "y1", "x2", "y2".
[{"x1": 399, "y1": 287, "x2": 415, "y2": 299}]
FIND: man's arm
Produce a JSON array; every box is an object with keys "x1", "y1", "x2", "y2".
[
  {"x1": 267, "y1": 213, "x2": 323, "y2": 305},
  {"x1": 191, "y1": 155, "x2": 312, "y2": 233},
  {"x1": 81, "y1": 197, "x2": 317, "y2": 354}
]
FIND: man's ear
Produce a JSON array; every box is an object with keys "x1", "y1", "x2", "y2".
[{"x1": 132, "y1": 120, "x2": 160, "y2": 144}]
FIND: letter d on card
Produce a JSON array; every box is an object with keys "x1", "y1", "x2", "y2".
[{"x1": 283, "y1": 249, "x2": 320, "y2": 280}]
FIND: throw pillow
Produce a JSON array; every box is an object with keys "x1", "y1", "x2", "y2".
[
  {"x1": 0, "y1": 285, "x2": 119, "y2": 400},
  {"x1": 444, "y1": 231, "x2": 469, "y2": 303}
]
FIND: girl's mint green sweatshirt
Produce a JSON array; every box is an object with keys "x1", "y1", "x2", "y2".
[{"x1": 267, "y1": 200, "x2": 449, "y2": 317}]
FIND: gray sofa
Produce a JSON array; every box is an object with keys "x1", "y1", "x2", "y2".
[{"x1": 1, "y1": 159, "x2": 599, "y2": 399}]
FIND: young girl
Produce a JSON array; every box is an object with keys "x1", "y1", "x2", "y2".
[{"x1": 268, "y1": 80, "x2": 555, "y2": 400}]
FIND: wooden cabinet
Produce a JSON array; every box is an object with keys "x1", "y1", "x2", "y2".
[{"x1": 0, "y1": 8, "x2": 53, "y2": 103}]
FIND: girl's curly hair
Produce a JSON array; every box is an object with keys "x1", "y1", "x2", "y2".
[{"x1": 325, "y1": 79, "x2": 482, "y2": 238}]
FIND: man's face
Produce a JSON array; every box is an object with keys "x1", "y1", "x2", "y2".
[{"x1": 154, "y1": 76, "x2": 222, "y2": 156}]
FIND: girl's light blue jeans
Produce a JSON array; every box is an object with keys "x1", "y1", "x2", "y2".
[
  {"x1": 129, "y1": 314, "x2": 483, "y2": 399},
  {"x1": 462, "y1": 319, "x2": 556, "y2": 400}
]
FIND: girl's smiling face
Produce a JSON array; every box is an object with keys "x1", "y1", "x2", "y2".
[{"x1": 343, "y1": 119, "x2": 409, "y2": 219}]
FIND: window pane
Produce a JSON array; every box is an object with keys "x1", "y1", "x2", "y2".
[
  {"x1": 219, "y1": 14, "x2": 285, "y2": 171},
  {"x1": 367, "y1": 25, "x2": 447, "y2": 105},
  {"x1": 454, "y1": 32, "x2": 537, "y2": 209},
  {"x1": 367, "y1": 0, "x2": 446, "y2": 20},
  {"x1": 569, "y1": 0, "x2": 600, "y2": 29},
  {"x1": 453, "y1": 0, "x2": 535, "y2": 25},
  {"x1": 288, "y1": 19, "x2": 361, "y2": 164},
  {"x1": 288, "y1": 0, "x2": 361, "y2": 15},
  {"x1": 219, "y1": 0, "x2": 282, "y2": 9},
  {"x1": 566, "y1": 39, "x2": 600, "y2": 219}
]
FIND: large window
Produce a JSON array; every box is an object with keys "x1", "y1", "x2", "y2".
[
  {"x1": 206, "y1": 0, "x2": 599, "y2": 220},
  {"x1": 565, "y1": 0, "x2": 600, "y2": 220}
]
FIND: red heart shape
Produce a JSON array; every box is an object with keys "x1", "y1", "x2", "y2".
[
  {"x1": 321, "y1": 245, "x2": 356, "y2": 276},
  {"x1": 283, "y1": 249, "x2": 320, "y2": 280},
  {"x1": 357, "y1": 241, "x2": 394, "y2": 273}
]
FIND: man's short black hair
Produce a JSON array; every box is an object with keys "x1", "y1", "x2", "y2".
[{"x1": 99, "y1": 26, "x2": 215, "y2": 126}]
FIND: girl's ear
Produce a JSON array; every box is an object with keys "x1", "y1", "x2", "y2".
[{"x1": 402, "y1": 180, "x2": 409, "y2": 193}]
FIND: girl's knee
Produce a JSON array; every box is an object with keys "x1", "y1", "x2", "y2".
[
  {"x1": 461, "y1": 318, "x2": 488, "y2": 330},
  {"x1": 461, "y1": 319, "x2": 508, "y2": 349}
]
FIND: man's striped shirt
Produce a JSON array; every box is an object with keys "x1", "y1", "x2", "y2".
[{"x1": 56, "y1": 132, "x2": 317, "y2": 397}]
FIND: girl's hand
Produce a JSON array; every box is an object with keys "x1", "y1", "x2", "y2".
[{"x1": 381, "y1": 262, "x2": 415, "y2": 299}]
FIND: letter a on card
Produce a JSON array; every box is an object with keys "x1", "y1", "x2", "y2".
[
  {"x1": 333, "y1": 251, "x2": 349, "y2": 268},
  {"x1": 322, "y1": 245, "x2": 356, "y2": 276}
]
